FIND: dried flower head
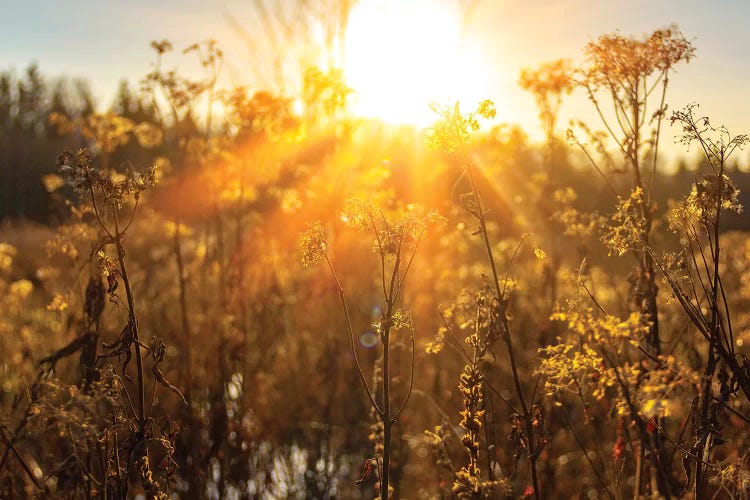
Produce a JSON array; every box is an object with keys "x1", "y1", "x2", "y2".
[
  {"x1": 300, "y1": 221, "x2": 328, "y2": 268},
  {"x1": 57, "y1": 148, "x2": 158, "y2": 203},
  {"x1": 580, "y1": 26, "x2": 694, "y2": 92}
]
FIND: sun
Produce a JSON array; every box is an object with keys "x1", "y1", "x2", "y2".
[{"x1": 344, "y1": 0, "x2": 491, "y2": 126}]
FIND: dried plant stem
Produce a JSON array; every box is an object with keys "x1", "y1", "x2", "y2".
[
  {"x1": 459, "y1": 142, "x2": 541, "y2": 500},
  {"x1": 324, "y1": 255, "x2": 382, "y2": 416},
  {"x1": 113, "y1": 212, "x2": 145, "y2": 431},
  {"x1": 378, "y1": 233, "x2": 404, "y2": 500},
  {"x1": 694, "y1": 140, "x2": 726, "y2": 496},
  {"x1": 323, "y1": 221, "x2": 419, "y2": 500},
  {"x1": 173, "y1": 218, "x2": 192, "y2": 399},
  {"x1": 325, "y1": 251, "x2": 391, "y2": 497},
  {"x1": 0, "y1": 427, "x2": 41, "y2": 492},
  {"x1": 558, "y1": 408, "x2": 615, "y2": 499}
]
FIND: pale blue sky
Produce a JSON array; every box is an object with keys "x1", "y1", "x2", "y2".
[{"x1": 2, "y1": 0, "x2": 748, "y2": 163}]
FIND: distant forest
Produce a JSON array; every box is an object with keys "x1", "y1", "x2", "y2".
[
  {"x1": 1, "y1": 65, "x2": 160, "y2": 221},
  {"x1": 2, "y1": 63, "x2": 749, "y2": 230}
]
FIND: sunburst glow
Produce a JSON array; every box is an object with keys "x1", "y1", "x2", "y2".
[{"x1": 344, "y1": 0, "x2": 491, "y2": 126}]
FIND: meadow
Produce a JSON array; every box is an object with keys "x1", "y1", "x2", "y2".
[{"x1": 1, "y1": 18, "x2": 750, "y2": 500}]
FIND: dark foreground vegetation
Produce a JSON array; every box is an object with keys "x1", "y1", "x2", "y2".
[{"x1": 2, "y1": 24, "x2": 750, "y2": 499}]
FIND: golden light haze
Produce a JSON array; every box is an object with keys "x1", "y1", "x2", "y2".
[
  {"x1": 4, "y1": 1, "x2": 750, "y2": 498},
  {"x1": 2, "y1": 0, "x2": 748, "y2": 164}
]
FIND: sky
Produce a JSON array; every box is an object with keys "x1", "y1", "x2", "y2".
[{"x1": 2, "y1": 0, "x2": 748, "y2": 165}]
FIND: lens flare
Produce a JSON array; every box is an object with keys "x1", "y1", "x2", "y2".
[{"x1": 359, "y1": 331, "x2": 379, "y2": 348}]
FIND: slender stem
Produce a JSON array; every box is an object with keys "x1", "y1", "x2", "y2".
[
  {"x1": 90, "y1": 189, "x2": 114, "y2": 240},
  {"x1": 633, "y1": 441, "x2": 643, "y2": 500},
  {"x1": 381, "y1": 340, "x2": 392, "y2": 500},
  {"x1": 392, "y1": 333, "x2": 415, "y2": 421},
  {"x1": 558, "y1": 409, "x2": 615, "y2": 499},
  {"x1": 458, "y1": 138, "x2": 541, "y2": 500},
  {"x1": 370, "y1": 213, "x2": 389, "y2": 299},
  {"x1": 648, "y1": 71, "x2": 669, "y2": 197},
  {"x1": 324, "y1": 255, "x2": 382, "y2": 416},
  {"x1": 697, "y1": 142, "x2": 726, "y2": 495},
  {"x1": 0, "y1": 428, "x2": 41, "y2": 491},
  {"x1": 570, "y1": 137, "x2": 620, "y2": 198},
  {"x1": 394, "y1": 234, "x2": 422, "y2": 305},
  {"x1": 113, "y1": 212, "x2": 145, "y2": 431},
  {"x1": 379, "y1": 233, "x2": 404, "y2": 500},
  {"x1": 173, "y1": 217, "x2": 192, "y2": 400},
  {"x1": 459, "y1": 145, "x2": 502, "y2": 300},
  {"x1": 584, "y1": 85, "x2": 625, "y2": 153}
]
